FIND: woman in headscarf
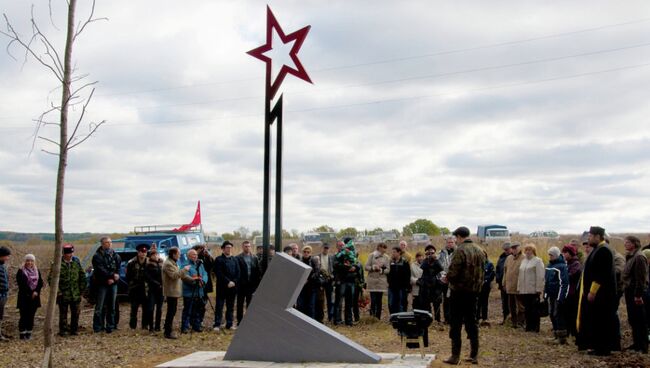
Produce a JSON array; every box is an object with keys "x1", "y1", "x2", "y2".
[{"x1": 16, "y1": 254, "x2": 43, "y2": 340}]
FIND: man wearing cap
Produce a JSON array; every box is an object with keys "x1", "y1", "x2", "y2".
[
  {"x1": 0, "y1": 246, "x2": 11, "y2": 341},
  {"x1": 444, "y1": 226, "x2": 485, "y2": 365},
  {"x1": 235, "y1": 240, "x2": 261, "y2": 326},
  {"x1": 213, "y1": 241, "x2": 240, "y2": 332},
  {"x1": 495, "y1": 242, "x2": 511, "y2": 325},
  {"x1": 92, "y1": 236, "x2": 121, "y2": 333},
  {"x1": 126, "y1": 243, "x2": 150, "y2": 330},
  {"x1": 561, "y1": 243, "x2": 582, "y2": 339},
  {"x1": 316, "y1": 243, "x2": 335, "y2": 323},
  {"x1": 50, "y1": 244, "x2": 86, "y2": 336},
  {"x1": 503, "y1": 242, "x2": 525, "y2": 328},
  {"x1": 577, "y1": 226, "x2": 619, "y2": 356}
]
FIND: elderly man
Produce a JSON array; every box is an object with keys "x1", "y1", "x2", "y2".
[
  {"x1": 316, "y1": 243, "x2": 335, "y2": 323},
  {"x1": 290, "y1": 243, "x2": 300, "y2": 260},
  {"x1": 51, "y1": 244, "x2": 86, "y2": 336},
  {"x1": 444, "y1": 226, "x2": 485, "y2": 365},
  {"x1": 503, "y1": 242, "x2": 525, "y2": 328},
  {"x1": 622, "y1": 235, "x2": 648, "y2": 353},
  {"x1": 162, "y1": 247, "x2": 190, "y2": 339},
  {"x1": 236, "y1": 240, "x2": 261, "y2": 326},
  {"x1": 577, "y1": 226, "x2": 618, "y2": 356},
  {"x1": 0, "y1": 246, "x2": 11, "y2": 341},
  {"x1": 92, "y1": 237, "x2": 121, "y2": 333},
  {"x1": 181, "y1": 249, "x2": 208, "y2": 333}
]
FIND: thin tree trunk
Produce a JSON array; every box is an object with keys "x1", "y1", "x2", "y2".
[{"x1": 43, "y1": 1, "x2": 76, "y2": 367}]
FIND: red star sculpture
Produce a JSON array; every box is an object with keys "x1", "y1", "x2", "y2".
[{"x1": 247, "y1": 6, "x2": 312, "y2": 100}]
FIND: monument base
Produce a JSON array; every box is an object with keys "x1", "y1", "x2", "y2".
[{"x1": 157, "y1": 351, "x2": 436, "y2": 368}]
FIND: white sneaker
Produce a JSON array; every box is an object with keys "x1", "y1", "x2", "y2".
[
  {"x1": 213, "y1": 326, "x2": 220, "y2": 332},
  {"x1": 229, "y1": 326, "x2": 237, "y2": 331}
]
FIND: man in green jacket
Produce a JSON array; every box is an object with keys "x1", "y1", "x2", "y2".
[
  {"x1": 444, "y1": 226, "x2": 485, "y2": 365},
  {"x1": 50, "y1": 244, "x2": 87, "y2": 336}
]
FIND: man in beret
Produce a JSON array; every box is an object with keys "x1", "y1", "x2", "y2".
[
  {"x1": 0, "y1": 246, "x2": 11, "y2": 341},
  {"x1": 444, "y1": 227, "x2": 485, "y2": 365},
  {"x1": 577, "y1": 226, "x2": 619, "y2": 356},
  {"x1": 50, "y1": 244, "x2": 86, "y2": 336},
  {"x1": 213, "y1": 241, "x2": 240, "y2": 332},
  {"x1": 126, "y1": 243, "x2": 150, "y2": 330}
]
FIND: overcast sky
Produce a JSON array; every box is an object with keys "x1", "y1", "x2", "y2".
[{"x1": 1, "y1": 0, "x2": 649, "y2": 235}]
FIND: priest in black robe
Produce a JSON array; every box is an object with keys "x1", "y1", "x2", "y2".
[{"x1": 576, "y1": 226, "x2": 619, "y2": 356}]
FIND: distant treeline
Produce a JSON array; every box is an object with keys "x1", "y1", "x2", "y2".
[{"x1": 0, "y1": 231, "x2": 101, "y2": 243}]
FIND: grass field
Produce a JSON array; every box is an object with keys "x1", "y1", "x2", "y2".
[{"x1": 0, "y1": 236, "x2": 647, "y2": 367}]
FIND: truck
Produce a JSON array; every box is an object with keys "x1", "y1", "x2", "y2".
[
  {"x1": 301, "y1": 232, "x2": 338, "y2": 247},
  {"x1": 411, "y1": 233, "x2": 430, "y2": 246},
  {"x1": 81, "y1": 223, "x2": 207, "y2": 297},
  {"x1": 477, "y1": 224, "x2": 510, "y2": 244}
]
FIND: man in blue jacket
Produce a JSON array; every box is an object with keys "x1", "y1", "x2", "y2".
[
  {"x1": 214, "y1": 241, "x2": 240, "y2": 332},
  {"x1": 0, "y1": 246, "x2": 11, "y2": 341},
  {"x1": 180, "y1": 249, "x2": 208, "y2": 333}
]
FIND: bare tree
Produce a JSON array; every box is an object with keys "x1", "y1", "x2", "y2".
[{"x1": 1, "y1": 1, "x2": 105, "y2": 366}]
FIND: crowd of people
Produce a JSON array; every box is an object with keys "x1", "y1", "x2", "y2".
[{"x1": 0, "y1": 225, "x2": 649, "y2": 365}]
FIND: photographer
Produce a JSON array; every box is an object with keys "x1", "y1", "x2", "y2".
[
  {"x1": 418, "y1": 245, "x2": 443, "y2": 321},
  {"x1": 365, "y1": 243, "x2": 390, "y2": 320},
  {"x1": 180, "y1": 249, "x2": 208, "y2": 333}
]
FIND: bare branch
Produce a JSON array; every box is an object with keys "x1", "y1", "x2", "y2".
[
  {"x1": 31, "y1": 7, "x2": 64, "y2": 75},
  {"x1": 74, "y1": 0, "x2": 107, "y2": 40},
  {"x1": 41, "y1": 149, "x2": 59, "y2": 156},
  {"x1": 1, "y1": 13, "x2": 63, "y2": 81},
  {"x1": 67, "y1": 87, "x2": 95, "y2": 146},
  {"x1": 29, "y1": 106, "x2": 60, "y2": 156},
  {"x1": 38, "y1": 135, "x2": 61, "y2": 147},
  {"x1": 48, "y1": 0, "x2": 60, "y2": 31},
  {"x1": 68, "y1": 120, "x2": 105, "y2": 150}
]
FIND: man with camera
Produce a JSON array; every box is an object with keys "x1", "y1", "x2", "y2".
[{"x1": 180, "y1": 249, "x2": 208, "y2": 333}]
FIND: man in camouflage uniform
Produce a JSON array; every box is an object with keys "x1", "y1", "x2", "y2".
[
  {"x1": 443, "y1": 226, "x2": 486, "y2": 365},
  {"x1": 50, "y1": 244, "x2": 87, "y2": 336}
]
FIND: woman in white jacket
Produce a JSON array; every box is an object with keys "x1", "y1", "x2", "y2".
[{"x1": 517, "y1": 243, "x2": 545, "y2": 332}]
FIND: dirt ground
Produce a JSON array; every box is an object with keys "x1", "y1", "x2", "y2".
[{"x1": 1, "y1": 288, "x2": 649, "y2": 368}]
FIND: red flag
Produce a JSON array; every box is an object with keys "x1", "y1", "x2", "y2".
[{"x1": 173, "y1": 201, "x2": 201, "y2": 232}]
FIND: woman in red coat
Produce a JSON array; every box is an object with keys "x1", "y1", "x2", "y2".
[{"x1": 16, "y1": 254, "x2": 43, "y2": 340}]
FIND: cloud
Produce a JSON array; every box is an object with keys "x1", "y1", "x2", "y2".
[{"x1": 1, "y1": 0, "x2": 650, "y2": 235}]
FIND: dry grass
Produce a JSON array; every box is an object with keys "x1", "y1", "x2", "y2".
[{"x1": 0, "y1": 238, "x2": 646, "y2": 368}]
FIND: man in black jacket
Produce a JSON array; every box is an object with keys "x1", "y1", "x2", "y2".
[
  {"x1": 126, "y1": 243, "x2": 149, "y2": 330},
  {"x1": 495, "y1": 242, "x2": 511, "y2": 325},
  {"x1": 387, "y1": 247, "x2": 411, "y2": 315},
  {"x1": 214, "y1": 241, "x2": 240, "y2": 332},
  {"x1": 92, "y1": 236, "x2": 121, "y2": 333},
  {"x1": 235, "y1": 240, "x2": 261, "y2": 326},
  {"x1": 418, "y1": 245, "x2": 444, "y2": 321}
]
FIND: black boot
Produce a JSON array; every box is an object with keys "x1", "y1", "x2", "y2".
[{"x1": 466, "y1": 338, "x2": 479, "y2": 364}]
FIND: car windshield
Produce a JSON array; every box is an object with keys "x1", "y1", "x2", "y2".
[
  {"x1": 413, "y1": 234, "x2": 427, "y2": 240},
  {"x1": 304, "y1": 235, "x2": 320, "y2": 242}
]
